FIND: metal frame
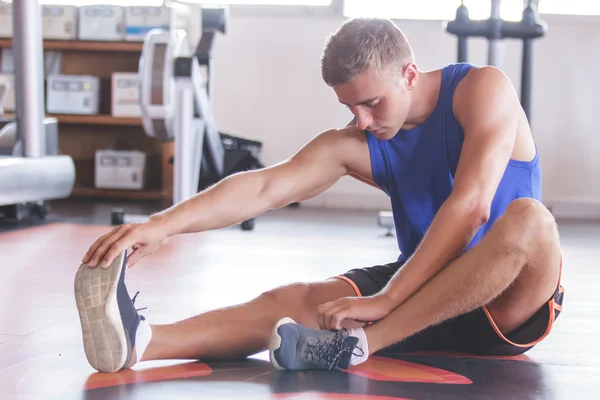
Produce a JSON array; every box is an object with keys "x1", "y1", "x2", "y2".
[{"x1": 0, "y1": 0, "x2": 75, "y2": 212}]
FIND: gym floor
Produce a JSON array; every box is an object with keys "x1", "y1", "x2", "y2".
[{"x1": 0, "y1": 200, "x2": 598, "y2": 400}]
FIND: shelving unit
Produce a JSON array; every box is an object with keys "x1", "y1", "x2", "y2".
[
  {"x1": 0, "y1": 39, "x2": 173, "y2": 206},
  {"x1": 4, "y1": 113, "x2": 142, "y2": 127},
  {"x1": 0, "y1": 39, "x2": 143, "y2": 53}
]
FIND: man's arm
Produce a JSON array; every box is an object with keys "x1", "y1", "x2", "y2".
[
  {"x1": 379, "y1": 66, "x2": 520, "y2": 306},
  {"x1": 153, "y1": 129, "x2": 357, "y2": 236},
  {"x1": 83, "y1": 127, "x2": 372, "y2": 268}
]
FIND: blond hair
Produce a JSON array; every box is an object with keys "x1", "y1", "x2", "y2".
[{"x1": 321, "y1": 18, "x2": 414, "y2": 86}]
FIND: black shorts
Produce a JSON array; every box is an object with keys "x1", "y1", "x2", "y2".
[{"x1": 334, "y1": 260, "x2": 564, "y2": 356}]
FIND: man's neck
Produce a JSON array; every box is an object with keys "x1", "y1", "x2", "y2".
[{"x1": 402, "y1": 70, "x2": 442, "y2": 130}]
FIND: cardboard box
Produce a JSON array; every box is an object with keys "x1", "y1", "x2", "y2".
[
  {"x1": 0, "y1": 3, "x2": 12, "y2": 38},
  {"x1": 46, "y1": 74, "x2": 100, "y2": 115},
  {"x1": 78, "y1": 5, "x2": 124, "y2": 41},
  {"x1": 42, "y1": 5, "x2": 77, "y2": 40},
  {"x1": 111, "y1": 72, "x2": 141, "y2": 117},
  {"x1": 0, "y1": 73, "x2": 14, "y2": 113},
  {"x1": 95, "y1": 149, "x2": 147, "y2": 190},
  {"x1": 124, "y1": 4, "x2": 189, "y2": 41}
]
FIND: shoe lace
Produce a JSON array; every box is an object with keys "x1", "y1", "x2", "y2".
[
  {"x1": 131, "y1": 290, "x2": 147, "y2": 320},
  {"x1": 303, "y1": 329, "x2": 364, "y2": 370}
]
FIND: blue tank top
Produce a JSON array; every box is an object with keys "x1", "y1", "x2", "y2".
[{"x1": 366, "y1": 63, "x2": 541, "y2": 262}]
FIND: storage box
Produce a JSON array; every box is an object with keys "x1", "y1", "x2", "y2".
[
  {"x1": 42, "y1": 5, "x2": 77, "y2": 40},
  {"x1": 0, "y1": 74, "x2": 12, "y2": 114},
  {"x1": 0, "y1": 73, "x2": 14, "y2": 113},
  {"x1": 95, "y1": 149, "x2": 146, "y2": 190},
  {"x1": 78, "y1": 5, "x2": 124, "y2": 41},
  {"x1": 124, "y1": 4, "x2": 189, "y2": 41},
  {"x1": 0, "y1": 3, "x2": 12, "y2": 38},
  {"x1": 46, "y1": 75, "x2": 100, "y2": 115},
  {"x1": 111, "y1": 72, "x2": 141, "y2": 117}
]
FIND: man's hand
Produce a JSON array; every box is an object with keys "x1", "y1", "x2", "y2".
[
  {"x1": 317, "y1": 295, "x2": 395, "y2": 330},
  {"x1": 81, "y1": 217, "x2": 168, "y2": 269}
]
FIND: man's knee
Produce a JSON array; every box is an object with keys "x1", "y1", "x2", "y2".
[
  {"x1": 257, "y1": 280, "x2": 355, "y2": 328},
  {"x1": 259, "y1": 283, "x2": 311, "y2": 311},
  {"x1": 503, "y1": 198, "x2": 559, "y2": 250}
]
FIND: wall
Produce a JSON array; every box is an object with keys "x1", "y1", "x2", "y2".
[{"x1": 193, "y1": 12, "x2": 600, "y2": 216}]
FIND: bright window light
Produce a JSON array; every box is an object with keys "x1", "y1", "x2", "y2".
[
  {"x1": 539, "y1": 0, "x2": 600, "y2": 16},
  {"x1": 31, "y1": 0, "x2": 331, "y2": 5},
  {"x1": 343, "y1": 0, "x2": 523, "y2": 21},
  {"x1": 344, "y1": 0, "x2": 600, "y2": 20},
  {"x1": 181, "y1": 0, "x2": 331, "y2": 5},
  {"x1": 18, "y1": 1, "x2": 165, "y2": 5}
]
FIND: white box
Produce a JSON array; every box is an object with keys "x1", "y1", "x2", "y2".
[
  {"x1": 78, "y1": 5, "x2": 124, "y2": 41},
  {"x1": 111, "y1": 72, "x2": 141, "y2": 117},
  {"x1": 124, "y1": 4, "x2": 189, "y2": 41},
  {"x1": 42, "y1": 5, "x2": 77, "y2": 40},
  {"x1": 46, "y1": 75, "x2": 100, "y2": 115},
  {"x1": 0, "y1": 73, "x2": 14, "y2": 113},
  {"x1": 0, "y1": 73, "x2": 13, "y2": 114},
  {"x1": 95, "y1": 149, "x2": 146, "y2": 190},
  {"x1": 0, "y1": 3, "x2": 12, "y2": 38}
]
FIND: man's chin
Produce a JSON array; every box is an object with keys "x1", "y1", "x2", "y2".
[{"x1": 376, "y1": 129, "x2": 397, "y2": 140}]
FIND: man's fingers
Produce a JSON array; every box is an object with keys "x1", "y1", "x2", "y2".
[
  {"x1": 333, "y1": 307, "x2": 351, "y2": 330},
  {"x1": 92, "y1": 226, "x2": 132, "y2": 268},
  {"x1": 82, "y1": 228, "x2": 118, "y2": 265},
  {"x1": 101, "y1": 239, "x2": 131, "y2": 269},
  {"x1": 325, "y1": 303, "x2": 347, "y2": 331},
  {"x1": 317, "y1": 302, "x2": 334, "y2": 330},
  {"x1": 125, "y1": 245, "x2": 151, "y2": 268}
]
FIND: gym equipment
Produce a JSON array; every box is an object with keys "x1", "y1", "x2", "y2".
[
  {"x1": 0, "y1": 0, "x2": 75, "y2": 222},
  {"x1": 111, "y1": 6, "x2": 262, "y2": 231},
  {"x1": 377, "y1": 211, "x2": 394, "y2": 237},
  {"x1": 445, "y1": 0, "x2": 547, "y2": 122}
]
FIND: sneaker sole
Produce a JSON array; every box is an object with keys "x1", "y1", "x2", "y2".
[
  {"x1": 269, "y1": 317, "x2": 296, "y2": 370},
  {"x1": 74, "y1": 252, "x2": 128, "y2": 373}
]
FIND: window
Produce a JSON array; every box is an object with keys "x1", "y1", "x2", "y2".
[
  {"x1": 34, "y1": 1, "x2": 164, "y2": 5},
  {"x1": 343, "y1": 0, "x2": 523, "y2": 21},
  {"x1": 538, "y1": 0, "x2": 600, "y2": 16},
  {"x1": 344, "y1": 0, "x2": 600, "y2": 20},
  {"x1": 182, "y1": 0, "x2": 331, "y2": 4},
  {"x1": 34, "y1": 0, "x2": 331, "y2": 5}
]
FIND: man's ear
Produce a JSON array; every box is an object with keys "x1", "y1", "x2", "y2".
[{"x1": 404, "y1": 62, "x2": 418, "y2": 90}]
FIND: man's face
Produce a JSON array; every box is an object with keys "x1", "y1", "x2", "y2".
[{"x1": 333, "y1": 66, "x2": 411, "y2": 140}]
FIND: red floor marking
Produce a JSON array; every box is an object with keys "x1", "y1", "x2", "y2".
[
  {"x1": 344, "y1": 356, "x2": 472, "y2": 384},
  {"x1": 84, "y1": 362, "x2": 212, "y2": 390},
  {"x1": 274, "y1": 394, "x2": 411, "y2": 399},
  {"x1": 389, "y1": 351, "x2": 531, "y2": 361}
]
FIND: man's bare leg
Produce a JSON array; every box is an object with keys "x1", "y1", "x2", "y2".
[
  {"x1": 365, "y1": 198, "x2": 561, "y2": 353},
  {"x1": 141, "y1": 279, "x2": 356, "y2": 361}
]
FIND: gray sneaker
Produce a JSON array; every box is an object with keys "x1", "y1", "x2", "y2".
[
  {"x1": 269, "y1": 317, "x2": 364, "y2": 371},
  {"x1": 74, "y1": 250, "x2": 146, "y2": 373}
]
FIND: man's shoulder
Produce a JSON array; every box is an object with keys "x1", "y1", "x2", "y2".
[
  {"x1": 455, "y1": 66, "x2": 511, "y2": 97},
  {"x1": 317, "y1": 124, "x2": 367, "y2": 144},
  {"x1": 453, "y1": 66, "x2": 515, "y2": 117}
]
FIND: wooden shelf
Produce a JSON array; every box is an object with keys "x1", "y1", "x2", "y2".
[
  {"x1": 71, "y1": 186, "x2": 164, "y2": 201},
  {"x1": 3, "y1": 113, "x2": 142, "y2": 127},
  {"x1": 50, "y1": 114, "x2": 143, "y2": 127},
  {"x1": 0, "y1": 37, "x2": 168, "y2": 204},
  {"x1": 0, "y1": 39, "x2": 143, "y2": 53}
]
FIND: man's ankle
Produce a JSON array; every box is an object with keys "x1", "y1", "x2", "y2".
[{"x1": 135, "y1": 320, "x2": 153, "y2": 363}]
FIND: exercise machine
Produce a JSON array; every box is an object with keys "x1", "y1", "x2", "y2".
[
  {"x1": 377, "y1": 0, "x2": 547, "y2": 235},
  {"x1": 0, "y1": 0, "x2": 75, "y2": 222},
  {"x1": 445, "y1": 0, "x2": 547, "y2": 122},
  {"x1": 112, "y1": 6, "x2": 261, "y2": 231}
]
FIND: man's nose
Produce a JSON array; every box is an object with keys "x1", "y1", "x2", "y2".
[{"x1": 354, "y1": 108, "x2": 372, "y2": 131}]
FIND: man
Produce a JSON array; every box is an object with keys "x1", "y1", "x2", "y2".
[{"x1": 75, "y1": 18, "x2": 563, "y2": 374}]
